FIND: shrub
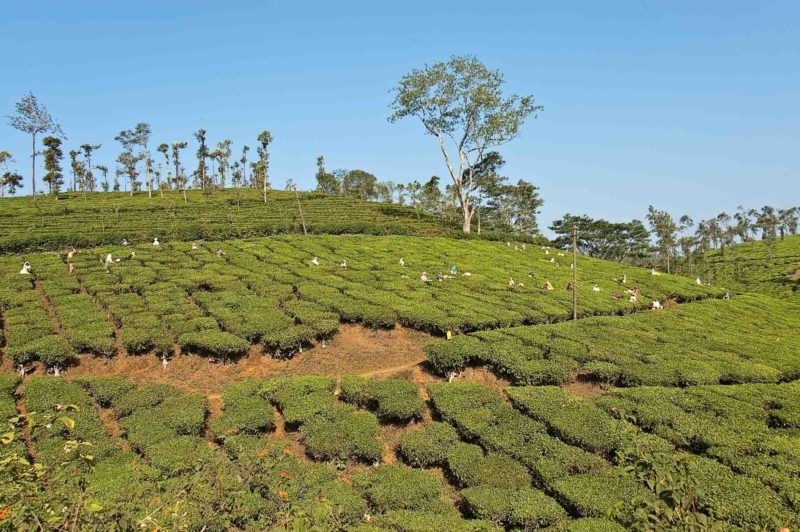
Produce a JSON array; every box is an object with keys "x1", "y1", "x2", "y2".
[
  {"x1": 179, "y1": 330, "x2": 251, "y2": 360},
  {"x1": 371, "y1": 510, "x2": 502, "y2": 531},
  {"x1": 301, "y1": 404, "x2": 382, "y2": 463},
  {"x1": 399, "y1": 422, "x2": 459, "y2": 467},
  {"x1": 340, "y1": 376, "x2": 425, "y2": 422},
  {"x1": 353, "y1": 464, "x2": 443, "y2": 512},
  {"x1": 114, "y1": 383, "x2": 182, "y2": 418},
  {"x1": 211, "y1": 380, "x2": 275, "y2": 439},
  {"x1": 460, "y1": 486, "x2": 567, "y2": 529},
  {"x1": 147, "y1": 435, "x2": 214, "y2": 475},
  {"x1": 78, "y1": 376, "x2": 136, "y2": 407}
]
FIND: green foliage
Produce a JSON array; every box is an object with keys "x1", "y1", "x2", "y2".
[
  {"x1": 399, "y1": 422, "x2": 459, "y2": 467},
  {"x1": 179, "y1": 329, "x2": 251, "y2": 360},
  {"x1": 353, "y1": 464, "x2": 444, "y2": 512},
  {"x1": 460, "y1": 485, "x2": 567, "y2": 529},
  {"x1": 339, "y1": 376, "x2": 425, "y2": 422},
  {"x1": 78, "y1": 376, "x2": 136, "y2": 407},
  {"x1": 428, "y1": 295, "x2": 800, "y2": 386},
  {"x1": 301, "y1": 403, "x2": 382, "y2": 463},
  {"x1": 211, "y1": 380, "x2": 275, "y2": 439}
]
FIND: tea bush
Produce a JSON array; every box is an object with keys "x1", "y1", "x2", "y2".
[
  {"x1": 398, "y1": 422, "x2": 459, "y2": 467},
  {"x1": 352, "y1": 464, "x2": 444, "y2": 512},
  {"x1": 339, "y1": 376, "x2": 425, "y2": 422}
]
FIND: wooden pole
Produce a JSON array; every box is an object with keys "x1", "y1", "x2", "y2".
[{"x1": 572, "y1": 224, "x2": 578, "y2": 320}]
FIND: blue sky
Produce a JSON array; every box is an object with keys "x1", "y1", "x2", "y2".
[{"x1": 1, "y1": 1, "x2": 798, "y2": 231}]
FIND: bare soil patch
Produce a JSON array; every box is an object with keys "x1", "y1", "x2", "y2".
[
  {"x1": 21, "y1": 324, "x2": 432, "y2": 395},
  {"x1": 454, "y1": 366, "x2": 511, "y2": 390},
  {"x1": 562, "y1": 372, "x2": 605, "y2": 399}
]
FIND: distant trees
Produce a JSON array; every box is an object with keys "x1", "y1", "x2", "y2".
[
  {"x1": 315, "y1": 156, "x2": 339, "y2": 194},
  {"x1": 80, "y1": 144, "x2": 101, "y2": 192},
  {"x1": 157, "y1": 143, "x2": 171, "y2": 190},
  {"x1": 7, "y1": 92, "x2": 65, "y2": 199},
  {"x1": 115, "y1": 124, "x2": 150, "y2": 195},
  {"x1": 389, "y1": 56, "x2": 542, "y2": 233},
  {"x1": 253, "y1": 130, "x2": 273, "y2": 203},
  {"x1": 550, "y1": 215, "x2": 650, "y2": 263},
  {"x1": 194, "y1": 129, "x2": 209, "y2": 192},
  {"x1": 95, "y1": 165, "x2": 109, "y2": 192},
  {"x1": 214, "y1": 140, "x2": 232, "y2": 188},
  {"x1": 646, "y1": 206, "x2": 679, "y2": 273},
  {"x1": 171, "y1": 141, "x2": 188, "y2": 203},
  {"x1": 41, "y1": 137, "x2": 64, "y2": 195}
]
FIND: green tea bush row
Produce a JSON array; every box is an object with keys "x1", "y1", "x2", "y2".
[
  {"x1": 0, "y1": 257, "x2": 75, "y2": 370},
  {"x1": 24, "y1": 377, "x2": 122, "y2": 467},
  {"x1": 426, "y1": 294, "x2": 800, "y2": 386},
  {"x1": 339, "y1": 376, "x2": 426, "y2": 422},
  {"x1": 211, "y1": 379, "x2": 275, "y2": 439},
  {"x1": 427, "y1": 382, "x2": 649, "y2": 520},
  {"x1": 598, "y1": 382, "x2": 800, "y2": 513}
]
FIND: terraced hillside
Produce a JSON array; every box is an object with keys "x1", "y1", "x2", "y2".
[
  {"x1": 0, "y1": 189, "x2": 463, "y2": 253},
  {"x1": 698, "y1": 234, "x2": 800, "y2": 300},
  {"x1": 2, "y1": 374, "x2": 797, "y2": 529},
  {"x1": 0, "y1": 236, "x2": 721, "y2": 372},
  {"x1": 425, "y1": 294, "x2": 800, "y2": 387}
]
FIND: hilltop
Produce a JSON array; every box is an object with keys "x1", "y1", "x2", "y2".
[
  {"x1": 0, "y1": 189, "x2": 472, "y2": 253},
  {"x1": 698, "y1": 234, "x2": 800, "y2": 299}
]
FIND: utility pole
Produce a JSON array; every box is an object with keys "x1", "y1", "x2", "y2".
[{"x1": 572, "y1": 224, "x2": 578, "y2": 320}]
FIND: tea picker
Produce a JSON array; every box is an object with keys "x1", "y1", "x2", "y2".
[
  {"x1": 153, "y1": 237, "x2": 160, "y2": 246},
  {"x1": 420, "y1": 272, "x2": 431, "y2": 284},
  {"x1": 340, "y1": 259, "x2": 347, "y2": 268},
  {"x1": 19, "y1": 261, "x2": 31, "y2": 275},
  {"x1": 122, "y1": 238, "x2": 129, "y2": 246},
  {"x1": 450, "y1": 265, "x2": 457, "y2": 275},
  {"x1": 311, "y1": 256, "x2": 319, "y2": 266},
  {"x1": 399, "y1": 257, "x2": 405, "y2": 266}
]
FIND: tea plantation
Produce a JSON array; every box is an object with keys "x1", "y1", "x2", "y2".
[
  {"x1": 0, "y1": 189, "x2": 463, "y2": 253},
  {"x1": 698, "y1": 234, "x2": 800, "y2": 300},
  {"x1": 3, "y1": 234, "x2": 800, "y2": 530},
  {"x1": 2, "y1": 374, "x2": 798, "y2": 529},
  {"x1": 0, "y1": 235, "x2": 721, "y2": 371}
]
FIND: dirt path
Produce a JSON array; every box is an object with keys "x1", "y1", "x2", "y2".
[
  {"x1": 205, "y1": 393, "x2": 223, "y2": 440},
  {"x1": 96, "y1": 404, "x2": 131, "y2": 453},
  {"x1": 14, "y1": 384, "x2": 37, "y2": 461},
  {"x1": 36, "y1": 324, "x2": 432, "y2": 395}
]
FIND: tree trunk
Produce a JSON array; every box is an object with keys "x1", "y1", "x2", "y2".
[{"x1": 31, "y1": 133, "x2": 37, "y2": 200}]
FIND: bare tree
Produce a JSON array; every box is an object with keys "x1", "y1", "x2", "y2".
[
  {"x1": 389, "y1": 57, "x2": 540, "y2": 232},
  {"x1": 7, "y1": 92, "x2": 65, "y2": 199}
]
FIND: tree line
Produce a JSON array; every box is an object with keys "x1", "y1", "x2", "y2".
[
  {"x1": 313, "y1": 151, "x2": 544, "y2": 235},
  {"x1": 550, "y1": 205, "x2": 800, "y2": 272}
]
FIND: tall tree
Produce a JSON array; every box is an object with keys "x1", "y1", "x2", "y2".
[
  {"x1": 342, "y1": 169, "x2": 377, "y2": 200},
  {"x1": 194, "y1": 129, "x2": 209, "y2": 192},
  {"x1": 68, "y1": 149, "x2": 87, "y2": 198},
  {"x1": 41, "y1": 138, "x2": 64, "y2": 196},
  {"x1": 254, "y1": 130, "x2": 273, "y2": 203},
  {"x1": 157, "y1": 143, "x2": 171, "y2": 191},
  {"x1": 215, "y1": 140, "x2": 232, "y2": 189},
  {"x1": 315, "y1": 156, "x2": 339, "y2": 194},
  {"x1": 0, "y1": 171, "x2": 23, "y2": 196},
  {"x1": 646, "y1": 206, "x2": 678, "y2": 273},
  {"x1": 240, "y1": 145, "x2": 249, "y2": 188},
  {"x1": 171, "y1": 141, "x2": 188, "y2": 203},
  {"x1": 79, "y1": 144, "x2": 101, "y2": 192},
  {"x1": 95, "y1": 164, "x2": 110, "y2": 192},
  {"x1": 115, "y1": 125, "x2": 148, "y2": 196},
  {"x1": 389, "y1": 56, "x2": 541, "y2": 233},
  {"x1": 6, "y1": 92, "x2": 64, "y2": 199},
  {"x1": 0, "y1": 151, "x2": 14, "y2": 197}
]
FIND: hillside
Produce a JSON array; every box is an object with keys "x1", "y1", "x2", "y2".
[
  {"x1": 0, "y1": 235, "x2": 721, "y2": 373},
  {"x1": 0, "y1": 189, "x2": 462, "y2": 253},
  {"x1": 698, "y1": 234, "x2": 800, "y2": 300},
  {"x1": 2, "y1": 374, "x2": 797, "y2": 529}
]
